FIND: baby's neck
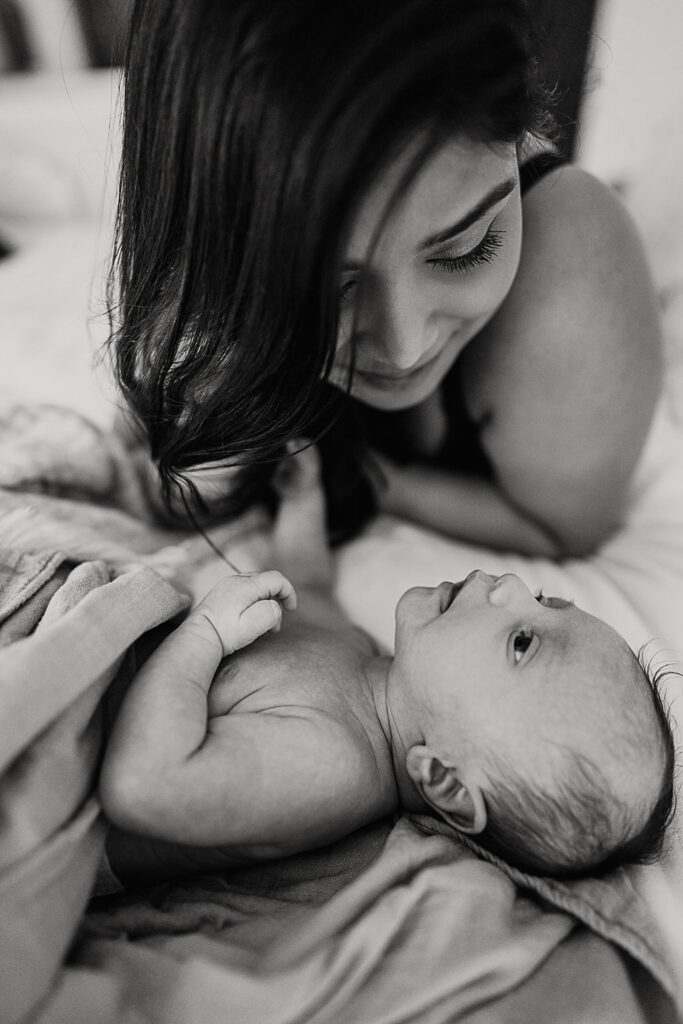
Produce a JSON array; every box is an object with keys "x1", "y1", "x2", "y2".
[
  {"x1": 279, "y1": 581, "x2": 416, "y2": 811},
  {"x1": 362, "y1": 654, "x2": 421, "y2": 812}
]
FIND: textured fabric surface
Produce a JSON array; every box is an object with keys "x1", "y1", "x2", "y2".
[
  {"x1": 0, "y1": 546, "x2": 187, "y2": 1024},
  {"x1": 77, "y1": 816, "x2": 677, "y2": 1024},
  {"x1": 0, "y1": 440, "x2": 680, "y2": 1021}
]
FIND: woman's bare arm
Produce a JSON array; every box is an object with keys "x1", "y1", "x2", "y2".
[{"x1": 376, "y1": 459, "x2": 560, "y2": 556}]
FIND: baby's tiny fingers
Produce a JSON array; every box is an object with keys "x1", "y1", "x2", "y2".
[
  {"x1": 237, "y1": 598, "x2": 283, "y2": 648},
  {"x1": 253, "y1": 570, "x2": 297, "y2": 610}
]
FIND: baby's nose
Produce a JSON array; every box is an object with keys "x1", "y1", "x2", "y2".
[{"x1": 488, "y1": 573, "x2": 531, "y2": 607}]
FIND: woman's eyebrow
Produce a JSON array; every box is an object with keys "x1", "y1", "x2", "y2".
[{"x1": 419, "y1": 177, "x2": 518, "y2": 251}]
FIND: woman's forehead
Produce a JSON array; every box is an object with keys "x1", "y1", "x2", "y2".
[{"x1": 344, "y1": 137, "x2": 518, "y2": 259}]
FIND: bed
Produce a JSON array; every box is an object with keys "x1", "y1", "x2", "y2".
[{"x1": 2, "y1": 9, "x2": 683, "y2": 1019}]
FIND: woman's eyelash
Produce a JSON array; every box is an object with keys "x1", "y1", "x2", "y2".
[
  {"x1": 428, "y1": 228, "x2": 505, "y2": 274},
  {"x1": 339, "y1": 226, "x2": 505, "y2": 303},
  {"x1": 534, "y1": 589, "x2": 545, "y2": 605}
]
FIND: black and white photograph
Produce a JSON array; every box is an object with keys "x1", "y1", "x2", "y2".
[{"x1": 1, "y1": 1, "x2": 683, "y2": 1021}]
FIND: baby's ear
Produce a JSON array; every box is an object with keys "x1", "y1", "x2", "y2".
[{"x1": 406, "y1": 745, "x2": 487, "y2": 835}]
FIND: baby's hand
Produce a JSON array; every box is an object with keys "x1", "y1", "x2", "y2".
[{"x1": 187, "y1": 570, "x2": 297, "y2": 657}]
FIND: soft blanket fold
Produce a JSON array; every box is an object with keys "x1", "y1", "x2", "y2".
[
  {"x1": 0, "y1": 549, "x2": 187, "y2": 1024},
  {"x1": 80, "y1": 815, "x2": 679, "y2": 1024},
  {"x1": 0, "y1": 401, "x2": 681, "y2": 1023}
]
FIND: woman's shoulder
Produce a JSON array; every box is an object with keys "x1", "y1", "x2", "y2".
[
  {"x1": 510, "y1": 146, "x2": 652, "y2": 383},
  {"x1": 515, "y1": 131, "x2": 635, "y2": 215},
  {"x1": 457, "y1": 156, "x2": 662, "y2": 552},
  {"x1": 465, "y1": 160, "x2": 661, "y2": 406}
]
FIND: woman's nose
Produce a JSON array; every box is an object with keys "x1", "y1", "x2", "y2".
[
  {"x1": 488, "y1": 573, "x2": 532, "y2": 608},
  {"x1": 381, "y1": 310, "x2": 437, "y2": 369},
  {"x1": 370, "y1": 298, "x2": 449, "y2": 370}
]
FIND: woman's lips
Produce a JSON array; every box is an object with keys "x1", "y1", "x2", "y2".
[
  {"x1": 342, "y1": 343, "x2": 453, "y2": 388},
  {"x1": 352, "y1": 360, "x2": 439, "y2": 388},
  {"x1": 334, "y1": 320, "x2": 485, "y2": 393}
]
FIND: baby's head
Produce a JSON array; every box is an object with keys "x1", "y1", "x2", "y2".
[{"x1": 390, "y1": 570, "x2": 676, "y2": 878}]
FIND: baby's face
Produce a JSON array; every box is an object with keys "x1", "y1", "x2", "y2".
[{"x1": 391, "y1": 570, "x2": 650, "y2": 788}]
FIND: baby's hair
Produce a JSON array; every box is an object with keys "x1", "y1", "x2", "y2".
[{"x1": 476, "y1": 662, "x2": 677, "y2": 879}]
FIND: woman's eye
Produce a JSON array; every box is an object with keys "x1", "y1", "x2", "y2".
[
  {"x1": 428, "y1": 227, "x2": 505, "y2": 274},
  {"x1": 512, "y1": 628, "x2": 535, "y2": 663}
]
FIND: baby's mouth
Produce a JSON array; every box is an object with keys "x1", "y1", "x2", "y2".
[{"x1": 440, "y1": 579, "x2": 465, "y2": 612}]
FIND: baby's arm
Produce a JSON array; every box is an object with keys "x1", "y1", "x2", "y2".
[
  {"x1": 99, "y1": 571, "x2": 298, "y2": 840},
  {"x1": 100, "y1": 570, "x2": 388, "y2": 854}
]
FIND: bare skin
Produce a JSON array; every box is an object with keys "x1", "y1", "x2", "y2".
[
  {"x1": 335, "y1": 140, "x2": 662, "y2": 556},
  {"x1": 100, "y1": 453, "x2": 400, "y2": 863},
  {"x1": 100, "y1": 449, "x2": 664, "y2": 881},
  {"x1": 126, "y1": 141, "x2": 661, "y2": 560}
]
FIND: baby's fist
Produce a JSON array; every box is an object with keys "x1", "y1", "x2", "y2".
[{"x1": 189, "y1": 570, "x2": 297, "y2": 656}]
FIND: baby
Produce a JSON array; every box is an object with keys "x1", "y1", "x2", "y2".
[{"x1": 100, "y1": 450, "x2": 675, "y2": 879}]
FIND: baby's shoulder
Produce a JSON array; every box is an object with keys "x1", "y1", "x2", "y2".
[{"x1": 207, "y1": 619, "x2": 370, "y2": 719}]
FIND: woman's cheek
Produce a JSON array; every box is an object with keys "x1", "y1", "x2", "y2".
[
  {"x1": 437, "y1": 218, "x2": 523, "y2": 325},
  {"x1": 492, "y1": 203, "x2": 524, "y2": 303},
  {"x1": 433, "y1": 255, "x2": 517, "y2": 326},
  {"x1": 481, "y1": 245, "x2": 520, "y2": 317}
]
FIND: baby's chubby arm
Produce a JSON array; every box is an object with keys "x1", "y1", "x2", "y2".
[{"x1": 99, "y1": 571, "x2": 298, "y2": 837}]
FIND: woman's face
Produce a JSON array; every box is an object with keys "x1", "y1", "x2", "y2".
[{"x1": 332, "y1": 137, "x2": 522, "y2": 410}]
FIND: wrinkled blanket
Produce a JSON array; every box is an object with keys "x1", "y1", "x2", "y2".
[{"x1": 0, "y1": 401, "x2": 681, "y2": 1024}]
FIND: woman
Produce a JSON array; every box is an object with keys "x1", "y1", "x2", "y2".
[{"x1": 110, "y1": 0, "x2": 662, "y2": 558}]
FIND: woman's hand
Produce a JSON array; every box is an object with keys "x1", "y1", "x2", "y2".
[{"x1": 188, "y1": 570, "x2": 297, "y2": 657}]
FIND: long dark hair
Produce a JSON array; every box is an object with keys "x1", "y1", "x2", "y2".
[{"x1": 108, "y1": 0, "x2": 552, "y2": 530}]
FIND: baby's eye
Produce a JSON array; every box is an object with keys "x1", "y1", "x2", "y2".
[
  {"x1": 534, "y1": 591, "x2": 573, "y2": 610},
  {"x1": 512, "y1": 628, "x2": 536, "y2": 663}
]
